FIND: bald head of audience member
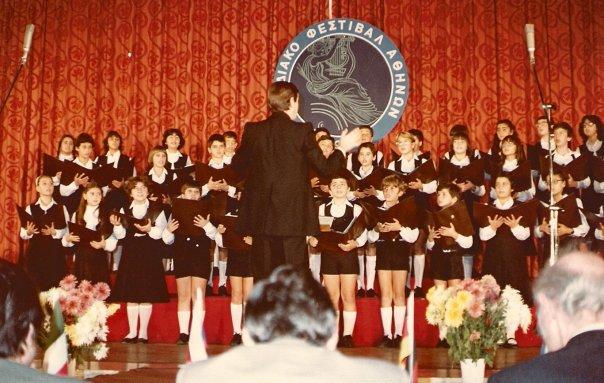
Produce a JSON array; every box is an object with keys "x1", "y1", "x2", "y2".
[{"x1": 534, "y1": 251, "x2": 604, "y2": 352}]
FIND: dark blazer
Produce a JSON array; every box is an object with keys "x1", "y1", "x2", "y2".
[
  {"x1": 489, "y1": 329, "x2": 604, "y2": 383},
  {"x1": 232, "y1": 112, "x2": 345, "y2": 236}
]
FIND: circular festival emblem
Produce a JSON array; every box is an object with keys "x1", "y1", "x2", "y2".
[{"x1": 274, "y1": 18, "x2": 409, "y2": 141}]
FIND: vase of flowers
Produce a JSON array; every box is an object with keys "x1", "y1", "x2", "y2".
[
  {"x1": 426, "y1": 275, "x2": 531, "y2": 382},
  {"x1": 39, "y1": 275, "x2": 120, "y2": 372}
]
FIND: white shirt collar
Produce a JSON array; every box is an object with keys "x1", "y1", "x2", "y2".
[
  {"x1": 585, "y1": 139, "x2": 602, "y2": 153},
  {"x1": 494, "y1": 198, "x2": 514, "y2": 209},
  {"x1": 329, "y1": 199, "x2": 353, "y2": 208},
  {"x1": 358, "y1": 165, "x2": 374, "y2": 178},
  {"x1": 129, "y1": 199, "x2": 150, "y2": 209},
  {"x1": 35, "y1": 198, "x2": 56, "y2": 208},
  {"x1": 450, "y1": 155, "x2": 470, "y2": 166},
  {"x1": 209, "y1": 158, "x2": 225, "y2": 169},
  {"x1": 58, "y1": 153, "x2": 73, "y2": 161},
  {"x1": 74, "y1": 157, "x2": 94, "y2": 168},
  {"x1": 106, "y1": 150, "x2": 121, "y2": 163},
  {"x1": 502, "y1": 158, "x2": 518, "y2": 171},
  {"x1": 148, "y1": 168, "x2": 168, "y2": 176}
]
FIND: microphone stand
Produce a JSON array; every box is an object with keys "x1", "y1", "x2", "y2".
[
  {"x1": 0, "y1": 61, "x2": 25, "y2": 117},
  {"x1": 529, "y1": 59, "x2": 559, "y2": 266}
]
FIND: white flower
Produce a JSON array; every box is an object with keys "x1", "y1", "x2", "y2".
[
  {"x1": 501, "y1": 285, "x2": 532, "y2": 333},
  {"x1": 93, "y1": 343, "x2": 109, "y2": 360}
]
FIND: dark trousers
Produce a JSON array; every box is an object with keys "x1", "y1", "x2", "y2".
[{"x1": 252, "y1": 235, "x2": 308, "y2": 280}]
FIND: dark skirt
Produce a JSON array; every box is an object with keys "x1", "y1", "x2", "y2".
[
  {"x1": 226, "y1": 249, "x2": 253, "y2": 278},
  {"x1": 73, "y1": 245, "x2": 109, "y2": 284},
  {"x1": 430, "y1": 248, "x2": 464, "y2": 281},
  {"x1": 110, "y1": 235, "x2": 169, "y2": 303},
  {"x1": 483, "y1": 238, "x2": 530, "y2": 302},
  {"x1": 26, "y1": 236, "x2": 67, "y2": 291},
  {"x1": 174, "y1": 235, "x2": 211, "y2": 279}
]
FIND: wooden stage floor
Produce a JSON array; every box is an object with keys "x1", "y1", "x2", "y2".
[{"x1": 46, "y1": 343, "x2": 539, "y2": 382}]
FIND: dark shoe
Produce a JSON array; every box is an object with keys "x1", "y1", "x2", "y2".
[
  {"x1": 138, "y1": 337, "x2": 148, "y2": 344},
  {"x1": 356, "y1": 288, "x2": 366, "y2": 298},
  {"x1": 414, "y1": 287, "x2": 425, "y2": 299},
  {"x1": 122, "y1": 336, "x2": 138, "y2": 344},
  {"x1": 503, "y1": 338, "x2": 518, "y2": 348},
  {"x1": 337, "y1": 335, "x2": 354, "y2": 348},
  {"x1": 206, "y1": 284, "x2": 214, "y2": 296},
  {"x1": 436, "y1": 338, "x2": 449, "y2": 348},
  {"x1": 390, "y1": 335, "x2": 402, "y2": 348},
  {"x1": 366, "y1": 288, "x2": 377, "y2": 298},
  {"x1": 230, "y1": 333, "x2": 243, "y2": 346},
  {"x1": 377, "y1": 336, "x2": 392, "y2": 348},
  {"x1": 177, "y1": 333, "x2": 189, "y2": 345},
  {"x1": 405, "y1": 286, "x2": 411, "y2": 297},
  {"x1": 218, "y1": 285, "x2": 228, "y2": 296}
]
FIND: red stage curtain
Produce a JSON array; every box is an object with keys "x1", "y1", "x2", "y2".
[{"x1": 1, "y1": 0, "x2": 602, "y2": 262}]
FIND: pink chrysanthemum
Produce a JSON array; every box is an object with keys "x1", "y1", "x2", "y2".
[
  {"x1": 93, "y1": 282, "x2": 111, "y2": 301},
  {"x1": 59, "y1": 275, "x2": 78, "y2": 291}
]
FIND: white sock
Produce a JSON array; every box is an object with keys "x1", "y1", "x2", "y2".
[
  {"x1": 342, "y1": 310, "x2": 357, "y2": 336},
  {"x1": 357, "y1": 255, "x2": 365, "y2": 290},
  {"x1": 208, "y1": 265, "x2": 214, "y2": 287},
  {"x1": 213, "y1": 245, "x2": 219, "y2": 266},
  {"x1": 309, "y1": 253, "x2": 321, "y2": 282},
  {"x1": 380, "y1": 307, "x2": 393, "y2": 338},
  {"x1": 219, "y1": 261, "x2": 228, "y2": 286},
  {"x1": 406, "y1": 256, "x2": 413, "y2": 288},
  {"x1": 138, "y1": 304, "x2": 153, "y2": 339},
  {"x1": 413, "y1": 254, "x2": 425, "y2": 288},
  {"x1": 230, "y1": 303, "x2": 243, "y2": 334},
  {"x1": 365, "y1": 257, "x2": 376, "y2": 290},
  {"x1": 177, "y1": 310, "x2": 190, "y2": 335},
  {"x1": 126, "y1": 303, "x2": 139, "y2": 338},
  {"x1": 394, "y1": 305, "x2": 406, "y2": 336},
  {"x1": 462, "y1": 255, "x2": 474, "y2": 279}
]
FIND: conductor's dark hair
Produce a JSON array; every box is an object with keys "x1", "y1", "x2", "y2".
[
  {"x1": 578, "y1": 114, "x2": 604, "y2": 142},
  {"x1": 103, "y1": 130, "x2": 124, "y2": 152},
  {"x1": 162, "y1": 128, "x2": 185, "y2": 149},
  {"x1": 56, "y1": 134, "x2": 75, "y2": 157},
  {"x1": 244, "y1": 265, "x2": 336, "y2": 346},
  {"x1": 268, "y1": 81, "x2": 299, "y2": 112},
  {"x1": 0, "y1": 260, "x2": 42, "y2": 358},
  {"x1": 75, "y1": 132, "x2": 95, "y2": 148},
  {"x1": 207, "y1": 133, "x2": 225, "y2": 146},
  {"x1": 437, "y1": 182, "x2": 462, "y2": 201}
]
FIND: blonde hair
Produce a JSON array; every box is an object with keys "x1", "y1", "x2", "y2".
[
  {"x1": 396, "y1": 132, "x2": 414, "y2": 144},
  {"x1": 147, "y1": 147, "x2": 167, "y2": 166}
]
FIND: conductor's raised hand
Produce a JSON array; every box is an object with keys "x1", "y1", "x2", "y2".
[{"x1": 338, "y1": 128, "x2": 362, "y2": 154}]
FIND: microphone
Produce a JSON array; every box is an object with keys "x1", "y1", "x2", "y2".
[
  {"x1": 21, "y1": 24, "x2": 35, "y2": 64},
  {"x1": 525, "y1": 24, "x2": 535, "y2": 65}
]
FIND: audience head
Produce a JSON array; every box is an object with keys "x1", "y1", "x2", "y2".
[
  {"x1": 243, "y1": 265, "x2": 337, "y2": 348},
  {"x1": 0, "y1": 260, "x2": 42, "y2": 365},
  {"x1": 533, "y1": 251, "x2": 604, "y2": 352}
]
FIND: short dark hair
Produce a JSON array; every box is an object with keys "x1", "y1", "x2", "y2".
[
  {"x1": 408, "y1": 128, "x2": 424, "y2": 144},
  {"x1": 552, "y1": 122, "x2": 574, "y2": 140},
  {"x1": 244, "y1": 265, "x2": 336, "y2": 346},
  {"x1": 314, "y1": 127, "x2": 331, "y2": 138},
  {"x1": 358, "y1": 125, "x2": 374, "y2": 136},
  {"x1": 124, "y1": 175, "x2": 152, "y2": 196},
  {"x1": 103, "y1": 130, "x2": 123, "y2": 152},
  {"x1": 449, "y1": 124, "x2": 469, "y2": 137},
  {"x1": 358, "y1": 142, "x2": 377, "y2": 156},
  {"x1": 162, "y1": 128, "x2": 185, "y2": 149},
  {"x1": 75, "y1": 133, "x2": 95, "y2": 148},
  {"x1": 437, "y1": 182, "x2": 461, "y2": 200},
  {"x1": 223, "y1": 130, "x2": 238, "y2": 140},
  {"x1": 0, "y1": 260, "x2": 42, "y2": 358},
  {"x1": 207, "y1": 133, "x2": 225, "y2": 146},
  {"x1": 317, "y1": 135, "x2": 335, "y2": 145},
  {"x1": 268, "y1": 81, "x2": 298, "y2": 112},
  {"x1": 180, "y1": 180, "x2": 201, "y2": 194}
]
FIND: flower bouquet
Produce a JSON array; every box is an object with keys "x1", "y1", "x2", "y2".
[
  {"x1": 39, "y1": 275, "x2": 120, "y2": 366},
  {"x1": 426, "y1": 275, "x2": 531, "y2": 371}
]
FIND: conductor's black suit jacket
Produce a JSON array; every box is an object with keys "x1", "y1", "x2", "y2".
[{"x1": 231, "y1": 111, "x2": 344, "y2": 236}]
